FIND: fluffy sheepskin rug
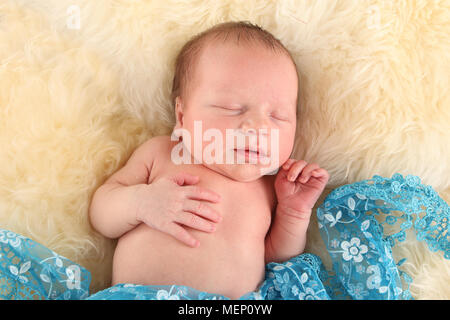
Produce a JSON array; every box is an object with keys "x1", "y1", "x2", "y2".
[{"x1": 0, "y1": 0, "x2": 448, "y2": 298}]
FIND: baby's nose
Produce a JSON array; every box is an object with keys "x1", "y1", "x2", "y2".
[
  {"x1": 241, "y1": 127, "x2": 257, "y2": 135},
  {"x1": 240, "y1": 116, "x2": 269, "y2": 134}
]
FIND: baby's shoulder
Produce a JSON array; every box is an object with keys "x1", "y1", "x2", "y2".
[
  {"x1": 145, "y1": 135, "x2": 172, "y2": 148},
  {"x1": 145, "y1": 135, "x2": 175, "y2": 149},
  {"x1": 135, "y1": 135, "x2": 175, "y2": 161}
]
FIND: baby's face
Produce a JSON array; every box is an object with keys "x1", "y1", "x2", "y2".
[{"x1": 174, "y1": 41, "x2": 298, "y2": 182}]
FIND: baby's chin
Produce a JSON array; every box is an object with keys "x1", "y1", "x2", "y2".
[{"x1": 203, "y1": 163, "x2": 278, "y2": 182}]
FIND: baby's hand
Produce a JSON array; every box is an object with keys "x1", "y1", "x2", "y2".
[
  {"x1": 274, "y1": 159, "x2": 329, "y2": 219},
  {"x1": 135, "y1": 172, "x2": 222, "y2": 248}
]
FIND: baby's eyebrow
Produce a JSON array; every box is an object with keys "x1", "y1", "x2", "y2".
[{"x1": 273, "y1": 103, "x2": 296, "y2": 112}]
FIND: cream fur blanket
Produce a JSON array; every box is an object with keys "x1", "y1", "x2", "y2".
[{"x1": 0, "y1": 0, "x2": 448, "y2": 298}]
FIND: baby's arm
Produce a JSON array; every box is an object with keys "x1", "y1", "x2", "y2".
[
  {"x1": 265, "y1": 206, "x2": 310, "y2": 264},
  {"x1": 265, "y1": 159, "x2": 329, "y2": 264},
  {"x1": 89, "y1": 136, "x2": 222, "y2": 245},
  {"x1": 89, "y1": 138, "x2": 157, "y2": 239}
]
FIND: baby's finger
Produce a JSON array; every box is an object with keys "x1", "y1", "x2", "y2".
[
  {"x1": 298, "y1": 163, "x2": 320, "y2": 183},
  {"x1": 311, "y1": 168, "x2": 330, "y2": 182},
  {"x1": 183, "y1": 199, "x2": 222, "y2": 222},
  {"x1": 311, "y1": 168, "x2": 324, "y2": 177},
  {"x1": 184, "y1": 186, "x2": 221, "y2": 203},
  {"x1": 281, "y1": 159, "x2": 296, "y2": 171},
  {"x1": 172, "y1": 172, "x2": 199, "y2": 186},
  {"x1": 310, "y1": 169, "x2": 320, "y2": 177},
  {"x1": 175, "y1": 211, "x2": 217, "y2": 233},
  {"x1": 286, "y1": 160, "x2": 308, "y2": 182},
  {"x1": 166, "y1": 223, "x2": 199, "y2": 248}
]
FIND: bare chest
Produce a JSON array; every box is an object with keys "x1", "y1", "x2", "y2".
[{"x1": 148, "y1": 160, "x2": 275, "y2": 239}]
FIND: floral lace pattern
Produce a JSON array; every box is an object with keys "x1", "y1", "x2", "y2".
[
  {"x1": 316, "y1": 173, "x2": 449, "y2": 299},
  {"x1": 0, "y1": 173, "x2": 448, "y2": 300},
  {"x1": 0, "y1": 229, "x2": 90, "y2": 300},
  {"x1": 88, "y1": 173, "x2": 450, "y2": 300}
]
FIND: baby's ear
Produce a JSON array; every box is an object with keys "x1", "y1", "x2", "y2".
[{"x1": 174, "y1": 96, "x2": 184, "y2": 130}]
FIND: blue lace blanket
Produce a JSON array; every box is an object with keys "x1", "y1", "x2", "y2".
[{"x1": 0, "y1": 173, "x2": 448, "y2": 300}]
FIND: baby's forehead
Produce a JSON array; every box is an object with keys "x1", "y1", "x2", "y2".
[
  {"x1": 185, "y1": 36, "x2": 298, "y2": 104},
  {"x1": 200, "y1": 37, "x2": 284, "y2": 59},
  {"x1": 193, "y1": 39, "x2": 294, "y2": 80}
]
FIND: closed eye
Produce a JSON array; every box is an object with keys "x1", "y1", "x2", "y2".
[
  {"x1": 269, "y1": 113, "x2": 288, "y2": 121},
  {"x1": 211, "y1": 105, "x2": 244, "y2": 114}
]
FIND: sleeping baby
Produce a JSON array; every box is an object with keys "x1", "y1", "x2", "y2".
[{"x1": 89, "y1": 21, "x2": 329, "y2": 300}]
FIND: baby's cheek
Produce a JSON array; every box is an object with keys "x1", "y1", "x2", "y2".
[
  {"x1": 273, "y1": 131, "x2": 295, "y2": 160},
  {"x1": 277, "y1": 148, "x2": 292, "y2": 169}
]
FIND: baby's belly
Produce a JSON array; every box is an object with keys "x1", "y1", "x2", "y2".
[{"x1": 112, "y1": 218, "x2": 269, "y2": 299}]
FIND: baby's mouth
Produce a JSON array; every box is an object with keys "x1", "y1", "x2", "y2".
[{"x1": 233, "y1": 147, "x2": 268, "y2": 161}]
